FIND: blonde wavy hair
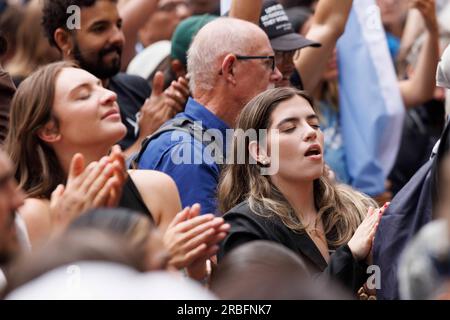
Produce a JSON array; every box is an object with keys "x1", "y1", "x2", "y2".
[{"x1": 217, "y1": 87, "x2": 377, "y2": 248}]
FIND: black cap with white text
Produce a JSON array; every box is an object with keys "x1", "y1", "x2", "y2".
[{"x1": 259, "y1": 0, "x2": 321, "y2": 51}]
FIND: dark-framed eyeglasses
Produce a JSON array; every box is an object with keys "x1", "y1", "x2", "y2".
[{"x1": 235, "y1": 55, "x2": 275, "y2": 72}]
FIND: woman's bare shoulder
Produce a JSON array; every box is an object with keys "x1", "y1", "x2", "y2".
[
  {"x1": 18, "y1": 198, "x2": 51, "y2": 246},
  {"x1": 127, "y1": 169, "x2": 178, "y2": 192}
]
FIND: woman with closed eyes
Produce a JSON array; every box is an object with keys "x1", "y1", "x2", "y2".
[
  {"x1": 217, "y1": 87, "x2": 388, "y2": 294},
  {"x1": 5, "y1": 61, "x2": 228, "y2": 281}
]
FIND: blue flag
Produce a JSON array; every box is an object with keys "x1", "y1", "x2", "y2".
[{"x1": 337, "y1": 0, "x2": 405, "y2": 196}]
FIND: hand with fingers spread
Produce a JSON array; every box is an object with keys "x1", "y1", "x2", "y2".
[
  {"x1": 49, "y1": 153, "x2": 122, "y2": 234},
  {"x1": 347, "y1": 202, "x2": 390, "y2": 261},
  {"x1": 163, "y1": 203, "x2": 230, "y2": 279}
]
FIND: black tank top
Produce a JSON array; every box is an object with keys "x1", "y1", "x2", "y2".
[{"x1": 118, "y1": 177, "x2": 154, "y2": 222}]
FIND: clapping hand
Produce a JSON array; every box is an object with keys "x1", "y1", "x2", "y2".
[
  {"x1": 164, "y1": 204, "x2": 229, "y2": 280},
  {"x1": 49, "y1": 150, "x2": 126, "y2": 235}
]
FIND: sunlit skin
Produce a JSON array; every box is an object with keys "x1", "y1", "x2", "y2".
[
  {"x1": 51, "y1": 67, "x2": 126, "y2": 156},
  {"x1": 267, "y1": 95, "x2": 324, "y2": 184},
  {"x1": 19, "y1": 67, "x2": 181, "y2": 246},
  {"x1": 18, "y1": 67, "x2": 127, "y2": 245}
]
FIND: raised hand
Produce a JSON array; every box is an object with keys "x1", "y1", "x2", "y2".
[
  {"x1": 49, "y1": 153, "x2": 122, "y2": 234},
  {"x1": 137, "y1": 71, "x2": 175, "y2": 139},
  {"x1": 410, "y1": 0, "x2": 438, "y2": 33},
  {"x1": 347, "y1": 202, "x2": 390, "y2": 261},
  {"x1": 164, "y1": 76, "x2": 190, "y2": 113},
  {"x1": 107, "y1": 144, "x2": 128, "y2": 207}
]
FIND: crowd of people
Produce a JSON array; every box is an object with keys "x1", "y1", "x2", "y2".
[{"x1": 1, "y1": 0, "x2": 450, "y2": 300}]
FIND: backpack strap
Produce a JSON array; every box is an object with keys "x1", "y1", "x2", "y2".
[{"x1": 129, "y1": 117, "x2": 224, "y2": 169}]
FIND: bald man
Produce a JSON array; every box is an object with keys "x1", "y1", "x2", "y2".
[{"x1": 137, "y1": 17, "x2": 282, "y2": 214}]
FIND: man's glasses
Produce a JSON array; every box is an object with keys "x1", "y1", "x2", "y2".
[{"x1": 235, "y1": 55, "x2": 275, "y2": 72}]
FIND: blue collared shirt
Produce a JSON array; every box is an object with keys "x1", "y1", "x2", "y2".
[{"x1": 138, "y1": 98, "x2": 230, "y2": 215}]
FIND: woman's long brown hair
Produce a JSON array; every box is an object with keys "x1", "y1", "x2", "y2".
[
  {"x1": 4, "y1": 61, "x2": 78, "y2": 199},
  {"x1": 217, "y1": 87, "x2": 377, "y2": 247}
]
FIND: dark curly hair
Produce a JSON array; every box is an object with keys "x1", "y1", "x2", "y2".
[{"x1": 41, "y1": 0, "x2": 117, "y2": 49}]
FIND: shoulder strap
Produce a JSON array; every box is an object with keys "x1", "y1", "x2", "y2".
[{"x1": 129, "y1": 118, "x2": 224, "y2": 169}]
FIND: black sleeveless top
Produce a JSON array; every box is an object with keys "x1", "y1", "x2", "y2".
[{"x1": 118, "y1": 177, "x2": 154, "y2": 222}]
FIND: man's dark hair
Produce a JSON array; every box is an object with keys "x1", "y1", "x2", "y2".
[{"x1": 41, "y1": 0, "x2": 117, "y2": 49}]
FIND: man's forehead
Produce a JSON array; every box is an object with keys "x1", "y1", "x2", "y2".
[{"x1": 249, "y1": 36, "x2": 274, "y2": 55}]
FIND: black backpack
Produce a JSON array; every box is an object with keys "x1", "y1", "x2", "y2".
[{"x1": 129, "y1": 117, "x2": 224, "y2": 169}]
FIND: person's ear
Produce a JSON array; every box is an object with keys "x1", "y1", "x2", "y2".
[
  {"x1": 171, "y1": 59, "x2": 186, "y2": 79},
  {"x1": 37, "y1": 120, "x2": 61, "y2": 144},
  {"x1": 248, "y1": 140, "x2": 271, "y2": 166},
  {"x1": 220, "y1": 54, "x2": 237, "y2": 86},
  {"x1": 54, "y1": 28, "x2": 74, "y2": 57}
]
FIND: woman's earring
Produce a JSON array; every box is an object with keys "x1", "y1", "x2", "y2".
[
  {"x1": 259, "y1": 158, "x2": 270, "y2": 166},
  {"x1": 67, "y1": 49, "x2": 71, "y2": 56}
]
